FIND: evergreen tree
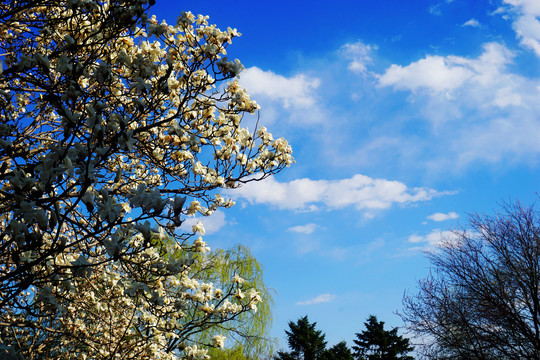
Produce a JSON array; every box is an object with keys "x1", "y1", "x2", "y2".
[
  {"x1": 275, "y1": 315, "x2": 327, "y2": 360},
  {"x1": 322, "y1": 341, "x2": 354, "y2": 360},
  {"x1": 275, "y1": 351, "x2": 299, "y2": 360},
  {"x1": 352, "y1": 315, "x2": 414, "y2": 360}
]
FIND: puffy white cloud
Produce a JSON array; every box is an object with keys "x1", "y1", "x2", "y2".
[
  {"x1": 238, "y1": 66, "x2": 320, "y2": 108},
  {"x1": 296, "y1": 293, "x2": 336, "y2": 305},
  {"x1": 230, "y1": 176, "x2": 324, "y2": 211},
  {"x1": 463, "y1": 18, "x2": 481, "y2": 27},
  {"x1": 288, "y1": 223, "x2": 318, "y2": 234},
  {"x1": 427, "y1": 212, "x2": 459, "y2": 222},
  {"x1": 370, "y1": 40, "x2": 540, "y2": 169},
  {"x1": 229, "y1": 174, "x2": 447, "y2": 212},
  {"x1": 504, "y1": 0, "x2": 540, "y2": 57},
  {"x1": 340, "y1": 41, "x2": 377, "y2": 74},
  {"x1": 379, "y1": 56, "x2": 473, "y2": 92},
  {"x1": 180, "y1": 210, "x2": 227, "y2": 235},
  {"x1": 513, "y1": 16, "x2": 540, "y2": 56},
  {"x1": 378, "y1": 42, "x2": 513, "y2": 93}
]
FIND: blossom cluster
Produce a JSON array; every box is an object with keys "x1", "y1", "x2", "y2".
[
  {"x1": 1, "y1": 233, "x2": 264, "y2": 359},
  {"x1": 0, "y1": 1, "x2": 291, "y2": 359}
]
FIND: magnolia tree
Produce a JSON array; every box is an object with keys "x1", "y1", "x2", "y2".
[{"x1": 0, "y1": 0, "x2": 292, "y2": 358}]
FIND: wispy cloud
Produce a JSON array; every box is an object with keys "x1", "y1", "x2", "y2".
[
  {"x1": 429, "y1": 4, "x2": 442, "y2": 16},
  {"x1": 288, "y1": 223, "x2": 318, "y2": 234},
  {"x1": 230, "y1": 174, "x2": 449, "y2": 213},
  {"x1": 407, "y1": 229, "x2": 460, "y2": 249},
  {"x1": 237, "y1": 36, "x2": 540, "y2": 176},
  {"x1": 429, "y1": 0, "x2": 455, "y2": 15},
  {"x1": 296, "y1": 293, "x2": 336, "y2": 305},
  {"x1": 463, "y1": 18, "x2": 481, "y2": 27},
  {"x1": 373, "y1": 40, "x2": 540, "y2": 170},
  {"x1": 341, "y1": 41, "x2": 377, "y2": 74},
  {"x1": 427, "y1": 212, "x2": 459, "y2": 222},
  {"x1": 294, "y1": 237, "x2": 321, "y2": 255},
  {"x1": 503, "y1": 0, "x2": 540, "y2": 57},
  {"x1": 238, "y1": 5, "x2": 540, "y2": 183}
]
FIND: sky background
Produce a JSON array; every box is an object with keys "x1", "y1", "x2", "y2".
[{"x1": 152, "y1": 0, "x2": 540, "y2": 353}]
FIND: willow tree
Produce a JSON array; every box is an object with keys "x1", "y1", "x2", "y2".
[
  {"x1": 191, "y1": 245, "x2": 277, "y2": 357},
  {"x1": 0, "y1": 0, "x2": 293, "y2": 359}
]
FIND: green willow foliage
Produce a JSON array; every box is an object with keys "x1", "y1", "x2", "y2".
[{"x1": 159, "y1": 240, "x2": 276, "y2": 358}]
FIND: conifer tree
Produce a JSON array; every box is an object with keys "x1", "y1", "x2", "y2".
[
  {"x1": 352, "y1": 315, "x2": 414, "y2": 360},
  {"x1": 275, "y1": 315, "x2": 327, "y2": 360},
  {"x1": 322, "y1": 341, "x2": 354, "y2": 360}
]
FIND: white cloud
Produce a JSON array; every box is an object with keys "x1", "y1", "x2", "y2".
[
  {"x1": 294, "y1": 237, "x2": 321, "y2": 255},
  {"x1": 455, "y1": 115, "x2": 540, "y2": 165},
  {"x1": 378, "y1": 42, "x2": 513, "y2": 93},
  {"x1": 296, "y1": 293, "x2": 336, "y2": 305},
  {"x1": 238, "y1": 67, "x2": 320, "y2": 108},
  {"x1": 505, "y1": 0, "x2": 540, "y2": 13},
  {"x1": 493, "y1": 87, "x2": 523, "y2": 107},
  {"x1": 288, "y1": 223, "x2": 318, "y2": 234},
  {"x1": 379, "y1": 56, "x2": 473, "y2": 92},
  {"x1": 180, "y1": 210, "x2": 227, "y2": 235},
  {"x1": 427, "y1": 212, "x2": 459, "y2": 222},
  {"x1": 503, "y1": 0, "x2": 540, "y2": 57},
  {"x1": 429, "y1": 0, "x2": 455, "y2": 15},
  {"x1": 324, "y1": 247, "x2": 350, "y2": 261},
  {"x1": 463, "y1": 18, "x2": 481, "y2": 27},
  {"x1": 408, "y1": 229, "x2": 458, "y2": 248},
  {"x1": 512, "y1": 15, "x2": 540, "y2": 56},
  {"x1": 341, "y1": 41, "x2": 377, "y2": 74},
  {"x1": 429, "y1": 4, "x2": 442, "y2": 16},
  {"x1": 229, "y1": 174, "x2": 447, "y2": 212},
  {"x1": 371, "y1": 39, "x2": 540, "y2": 169}
]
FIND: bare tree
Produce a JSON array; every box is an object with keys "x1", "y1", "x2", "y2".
[{"x1": 402, "y1": 200, "x2": 540, "y2": 360}]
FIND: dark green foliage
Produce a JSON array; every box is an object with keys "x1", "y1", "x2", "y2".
[
  {"x1": 275, "y1": 315, "x2": 327, "y2": 360},
  {"x1": 275, "y1": 350, "x2": 298, "y2": 360},
  {"x1": 321, "y1": 341, "x2": 354, "y2": 360},
  {"x1": 352, "y1": 315, "x2": 414, "y2": 360}
]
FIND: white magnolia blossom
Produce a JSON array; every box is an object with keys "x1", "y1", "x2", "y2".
[
  {"x1": 0, "y1": 1, "x2": 291, "y2": 359},
  {"x1": 212, "y1": 334, "x2": 227, "y2": 348}
]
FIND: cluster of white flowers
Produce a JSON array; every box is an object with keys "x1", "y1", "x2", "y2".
[{"x1": 0, "y1": 0, "x2": 290, "y2": 359}]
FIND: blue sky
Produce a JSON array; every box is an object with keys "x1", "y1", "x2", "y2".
[{"x1": 153, "y1": 0, "x2": 540, "y2": 352}]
